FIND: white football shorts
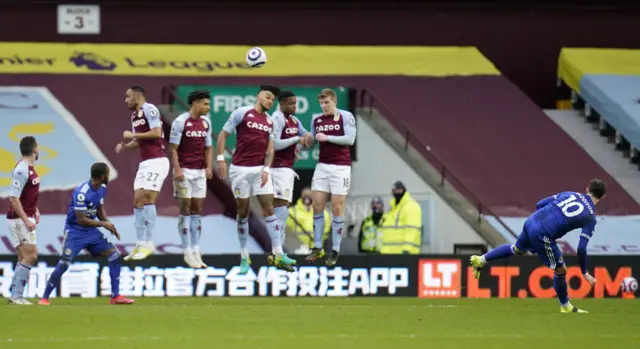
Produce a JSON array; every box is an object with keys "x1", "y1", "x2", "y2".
[
  {"x1": 272, "y1": 167, "x2": 297, "y2": 202},
  {"x1": 173, "y1": 168, "x2": 207, "y2": 199},
  {"x1": 6, "y1": 217, "x2": 37, "y2": 248},
  {"x1": 311, "y1": 163, "x2": 351, "y2": 195},
  {"x1": 134, "y1": 157, "x2": 170, "y2": 192},
  {"x1": 229, "y1": 164, "x2": 274, "y2": 199}
]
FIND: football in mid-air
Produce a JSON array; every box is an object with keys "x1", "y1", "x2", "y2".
[
  {"x1": 246, "y1": 47, "x2": 267, "y2": 68},
  {"x1": 621, "y1": 276, "x2": 638, "y2": 293}
]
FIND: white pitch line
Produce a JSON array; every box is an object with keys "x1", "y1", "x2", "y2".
[{"x1": 2, "y1": 333, "x2": 639, "y2": 343}]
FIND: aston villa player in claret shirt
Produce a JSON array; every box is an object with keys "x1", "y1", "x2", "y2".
[
  {"x1": 116, "y1": 85, "x2": 170, "y2": 261},
  {"x1": 305, "y1": 89, "x2": 357, "y2": 267},
  {"x1": 6, "y1": 136, "x2": 41, "y2": 305},
  {"x1": 216, "y1": 85, "x2": 297, "y2": 275},
  {"x1": 269, "y1": 90, "x2": 313, "y2": 270},
  {"x1": 169, "y1": 90, "x2": 214, "y2": 269}
]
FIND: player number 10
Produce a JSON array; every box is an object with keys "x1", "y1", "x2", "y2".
[{"x1": 556, "y1": 194, "x2": 584, "y2": 218}]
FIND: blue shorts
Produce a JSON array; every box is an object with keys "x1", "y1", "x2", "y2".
[
  {"x1": 61, "y1": 228, "x2": 115, "y2": 261},
  {"x1": 515, "y1": 217, "x2": 564, "y2": 269}
]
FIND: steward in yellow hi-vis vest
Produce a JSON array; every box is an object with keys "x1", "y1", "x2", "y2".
[
  {"x1": 286, "y1": 188, "x2": 331, "y2": 248},
  {"x1": 380, "y1": 181, "x2": 422, "y2": 254},
  {"x1": 358, "y1": 196, "x2": 385, "y2": 253}
]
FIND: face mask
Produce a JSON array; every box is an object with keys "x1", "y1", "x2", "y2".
[
  {"x1": 393, "y1": 192, "x2": 405, "y2": 202},
  {"x1": 303, "y1": 197, "x2": 312, "y2": 205}
]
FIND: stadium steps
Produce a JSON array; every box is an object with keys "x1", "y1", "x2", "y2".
[
  {"x1": 355, "y1": 106, "x2": 510, "y2": 248},
  {"x1": 544, "y1": 109, "x2": 640, "y2": 205}
]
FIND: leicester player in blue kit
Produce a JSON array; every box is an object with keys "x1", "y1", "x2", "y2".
[
  {"x1": 470, "y1": 179, "x2": 607, "y2": 313},
  {"x1": 38, "y1": 163, "x2": 135, "y2": 305}
]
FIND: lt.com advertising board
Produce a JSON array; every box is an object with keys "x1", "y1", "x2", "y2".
[{"x1": 0, "y1": 255, "x2": 636, "y2": 299}]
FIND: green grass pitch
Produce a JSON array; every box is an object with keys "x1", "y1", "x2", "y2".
[{"x1": 1, "y1": 298, "x2": 638, "y2": 349}]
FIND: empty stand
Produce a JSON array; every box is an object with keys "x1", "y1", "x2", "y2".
[
  {"x1": 364, "y1": 76, "x2": 640, "y2": 216},
  {"x1": 558, "y1": 48, "x2": 640, "y2": 172}
]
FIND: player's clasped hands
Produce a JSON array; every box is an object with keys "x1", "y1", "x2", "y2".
[
  {"x1": 583, "y1": 272, "x2": 597, "y2": 285},
  {"x1": 299, "y1": 133, "x2": 314, "y2": 148}
]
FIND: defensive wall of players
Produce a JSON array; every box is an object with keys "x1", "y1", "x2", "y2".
[{"x1": 0, "y1": 255, "x2": 636, "y2": 299}]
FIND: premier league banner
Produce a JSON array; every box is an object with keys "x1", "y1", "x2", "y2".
[{"x1": 0, "y1": 255, "x2": 637, "y2": 299}]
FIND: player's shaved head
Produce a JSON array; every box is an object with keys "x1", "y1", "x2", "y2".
[
  {"x1": 587, "y1": 179, "x2": 607, "y2": 199},
  {"x1": 19, "y1": 136, "x2": 37, "y2": 156},
  {"x1": 91, "y1": 162, "x2": 110, "y2": 184}
]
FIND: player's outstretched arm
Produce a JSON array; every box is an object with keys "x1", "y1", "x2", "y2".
[{"x1": 327, "y1": 113, "x2": 356, "y2": 146}]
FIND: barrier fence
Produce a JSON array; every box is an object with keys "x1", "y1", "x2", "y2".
[{"x1": 0, "y1": 255, "x2": 636, "y2": 299}]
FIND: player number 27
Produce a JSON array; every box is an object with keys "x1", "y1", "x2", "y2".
[
  {"x1": 147, "y1": 172, "x2": 159, "y2": 182},
  {"x1": 556, "y1": 194, "x2": 584, "y2": 218}
]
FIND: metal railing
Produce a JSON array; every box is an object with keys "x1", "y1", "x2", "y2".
[{"x1": 358, "y1": 88, "x2": 517, "y2": 239}]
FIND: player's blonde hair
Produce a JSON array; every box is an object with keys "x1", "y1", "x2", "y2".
[{"x1": 317, "y1": 88, "x2": 337, "y2": 102}]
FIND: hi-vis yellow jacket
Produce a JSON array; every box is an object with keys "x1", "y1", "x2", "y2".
[
  {"x1": 286, "y1": 198, "x2": 331, "y2": 248},
  {"x1": 379, "y1": 192, "x2": 422, "y2": 254}
]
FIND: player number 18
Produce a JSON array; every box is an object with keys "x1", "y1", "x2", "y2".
[{"x1": 556, "y1": 194, "x2": 584, "y2": 218}]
